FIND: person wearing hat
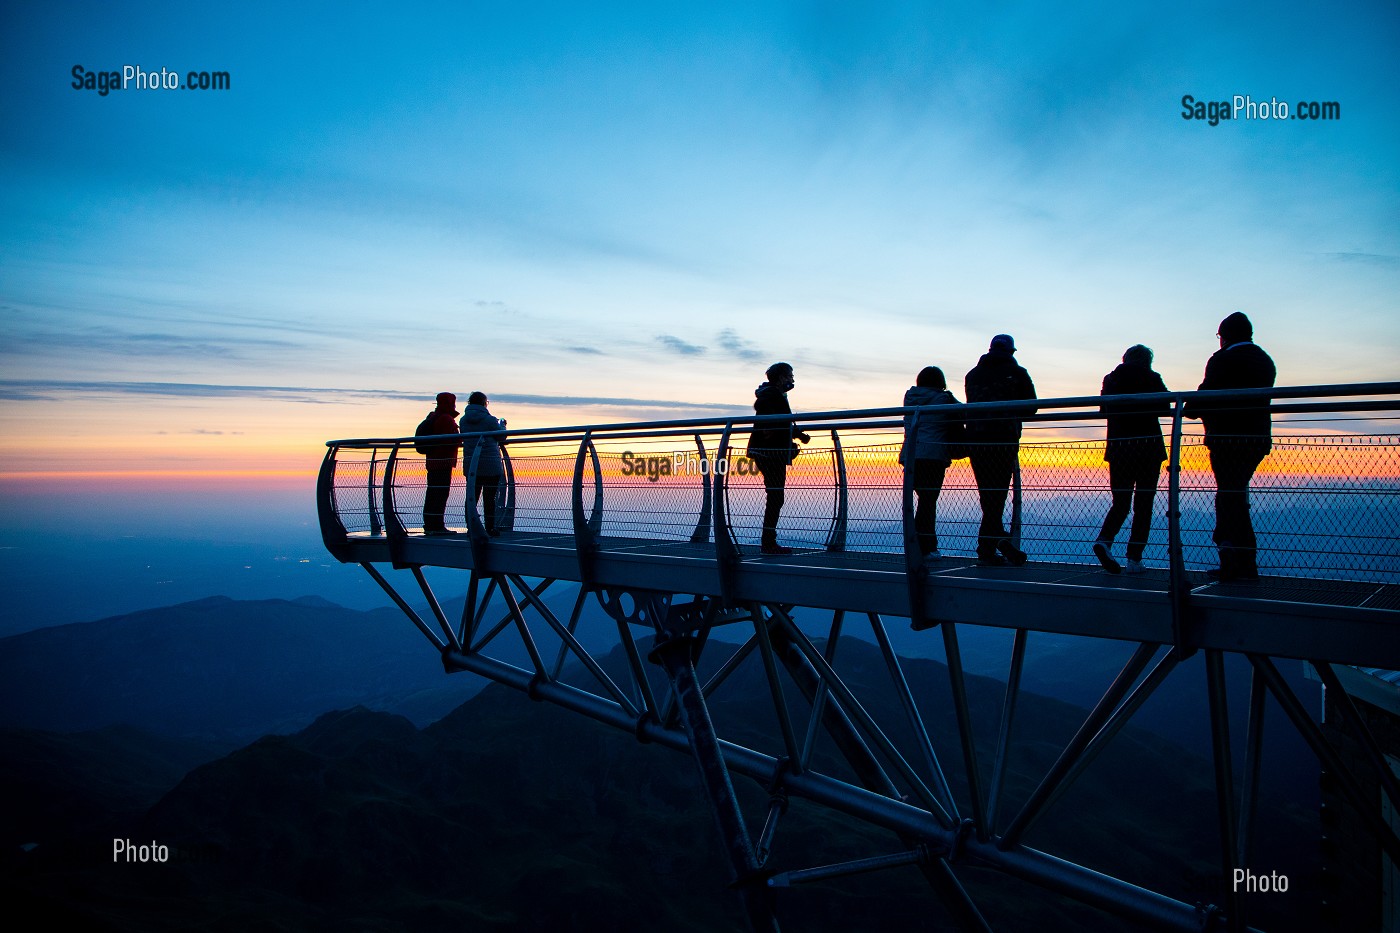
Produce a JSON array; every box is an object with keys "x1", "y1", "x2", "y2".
[
  {"x1": 459, "y1": 391, "x2": 508, "y2": 536},
  {"x1": 746, "y1": 362, "x2": 811, "y2": 555},
  {"x1": 1187, "y1": 312, "x2": 1276, "y2": 580},
  {"x1": 965, "y1": 334, "x2": 1037, "y2": 566},
  {"x1": 421, "y1": 392, "x2": 460, "y2": 535},
  {"x1": 1092, "y1": 345, "x2": 1170, "y2": 574}
]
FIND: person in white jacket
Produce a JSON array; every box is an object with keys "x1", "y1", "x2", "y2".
[
  {"x1": 900, "y1": 366, "x2": 962, "y2": 559},
  {"x1": 458, "y1": 392, "x2": 506, "y2": 535}
]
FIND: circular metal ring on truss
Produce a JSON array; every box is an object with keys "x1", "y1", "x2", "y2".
[{"x1": 594, "y1": 587, "x2": 668, "y2": 626}]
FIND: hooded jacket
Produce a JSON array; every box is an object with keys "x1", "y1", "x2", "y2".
[
  {"x1": 458, "y1": 404, "x2": 505, "y2": 477},
  {"x1": 747, "y1": 382, "x2": 796, "y2": 462},
  {"x1": 1101, "y1": 362, "x2": 1169, "y2": 463},
  {"x1": 422, "y1": 408, "x2": 460, "y2": 471},
  {"x1": 900, "y1": 386, "x2": 961, "y2": 463}
]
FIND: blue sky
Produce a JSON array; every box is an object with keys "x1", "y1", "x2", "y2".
[
  {"x1": 1, "y1": 1, "x2": 1398, "y2": 623},
  {"x1": 4, "y1": 1, "x2": 1397, "y2": 441}
]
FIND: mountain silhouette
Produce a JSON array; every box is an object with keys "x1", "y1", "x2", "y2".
[{"x1": 3, "y1": 633, "x2": 1321, "y2": 932}]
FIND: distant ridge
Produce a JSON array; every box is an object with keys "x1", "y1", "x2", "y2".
[{"x1": 0, "y1": 596, "x2": 472, "y2": 744}]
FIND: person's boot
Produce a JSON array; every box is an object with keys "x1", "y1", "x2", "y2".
[
  {"x1": 997, "y1": 538, "x2": 1028, "y2": 567},
  {"x1": 1092, "y1": 538, "x2": 1120, "y2": 573}
]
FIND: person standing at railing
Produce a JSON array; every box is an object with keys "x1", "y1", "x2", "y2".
[
  {"x1": 747, "y1": 362, "x2": 810, "y2": 555},
  {"x1": 900, "y1": 366, "x2": 963, "y2": 560},
  {"x1": 459, "y1": 391, "x2": 507, "y2": 537},
  {"x1": 419, "y1": 392, "x2": 460, "y2": 535},
  {"x1": 1187, "y1": 312, "x2": 1276, "y2": 580},
  {"x1": 1092, "y1": 346, "x2": 1170, "y2": 574},
  {"x1": 965, "y1": 334, "x2": 1036, "y2": 566}
]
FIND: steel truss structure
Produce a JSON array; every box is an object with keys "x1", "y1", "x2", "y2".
[{"x1": 320, "y1": 384, "x2": 1400, "y2": 932}]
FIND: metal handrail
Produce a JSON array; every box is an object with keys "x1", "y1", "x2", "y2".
[{"x1": 326, "y1": 382, "x2": 1400, "y2": 449}]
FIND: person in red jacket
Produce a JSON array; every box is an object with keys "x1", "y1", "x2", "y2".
[{"x1": 421, "y1": 392, "x2": 460, "y2": 535}]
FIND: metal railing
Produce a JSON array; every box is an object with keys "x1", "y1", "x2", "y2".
[{"x1": 321, "y1": 382, "x2": 1400, "y2": 587}]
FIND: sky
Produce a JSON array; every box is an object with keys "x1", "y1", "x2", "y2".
[{"x1": 1, "y1": 1, "x2": 1398, "y2": 627}]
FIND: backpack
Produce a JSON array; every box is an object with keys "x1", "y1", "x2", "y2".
[{"x1": 414, "y1": 413, "x2": 439, "y2": 455}]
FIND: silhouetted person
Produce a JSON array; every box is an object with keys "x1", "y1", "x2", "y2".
[
  {"x1": 900, "y1": 366, "x2": 962, "y2": 559},
  {"x1": 420, "y1": 392, "x2": 460, "y2": 535},
  {"x1": 747, "y1": 362, "x2": 810, "y2": 555},
  {"x1": 1187, "y1": 312, "x2": 1276, "y2": 580},
  {"x1": 459, "y1": 391, "x2": 507, "y2": 536},
  {"x1": 965, "y1": 334, "x2": 1036, "y2": 566},
  {"x1": 1093, "y1": 345, "x2": 1169, "y2": 574}
]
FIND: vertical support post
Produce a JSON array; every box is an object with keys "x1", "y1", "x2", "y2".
[
  {"x1": 411, "y1": 565, "x2": 461, "y2": 653},
  {"x1": 1010, "y1": 456, "x2": 1022, "y2": 548},
  {"x1": 826, "y1": 428, "x2": 848, "y2": 552},
  {"x1": 367, "y1": 447, "x2": 383, "y2": 536},
  {"x1": 316, "y1": 446, "x2": 353, "y2": 562},
  {"x1": 649, "y1": 633, "x2": 780, "y2": 933},
  {"x1": 713, "y1": 422, "x2": 741, "y2": 603},
  {"x1": 1204, "y1": 650, "x2": 1242, "y2": 933},
  {"x1": 1167, "y1": 397, "x2": 1191, "y2": 656},
  {"x1": 987, "y1": 628, "x2": 1028, "y2": 834},
  {"x1": 690, "y1": 433, "x2": 713, "y2": 544},
  {"x1": 868, "y1": 612, "x2": 958, "y2": 818},
  {"x1": 767, "y1": 622, "x2": 992, "y2": 933},
  {"x1": 383, "y1": 445, "x2": 408, "y2": 564},
  {"x1": 498, "y1": 443, "x2": 516, "y2": 532},
  {"x1": 942, "y1": 622, "x2": 987, "y2": 838},
  {"x1": 799, "y1": 610, "x2": 844, "y2": 771},
  {"x1": 572, "y1": 433, "x2": 602, "y2": 582},
  {"x1": 752, "y1": 607, "x2": 804, "y2": 774},
  {"x1": 1237, "y1": 663, "x2": 1266, "y2": 868},
  {"x1": 902, "y1": 414, "x2": 930, "y2": 630}
]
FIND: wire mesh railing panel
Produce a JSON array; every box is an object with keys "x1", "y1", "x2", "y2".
[
  {"x1": 325, "y1": 391, "x2": 1400, "y2": 585},
  {"x1": 589, "y1": 439, "x2": 709, "y2": 543},
  {"x1": 502, "y1": 450, "x2": 575, "y2": 535},
  {"x1": 329, "y1": 448, "x2": 387, "y2": 536}
]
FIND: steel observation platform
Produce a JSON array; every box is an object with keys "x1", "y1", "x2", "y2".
[{"x1": 319, "y1": 383, "x2": 1400, "y2": 933}]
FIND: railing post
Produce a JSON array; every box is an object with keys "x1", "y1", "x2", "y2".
[
  {"x1": 383, "y1": 443, "x2": 409, "y2": 566},
  {"x1": 572, "y1": 432, "x2": 602, "y2": 582},
  {"x1": 691, "y1": 433, "x2": 712, "y2": 544},
  {"x1": 823, "y1": 428, "x2": 845, "y2": 551},
  {"x1": 826, "y1": 428, "x2": 849, "y2": 552},
  {"x1": 1167, "y1": 396, "x2": 1191, "y2": 657},
  {"x1": 901, "y1": 413, "x2": 928, "y2": 630},
  {"x1": 1010, "y1": 453, "x2": 1022, "y2": 549},
  {"x1": 713, "y1": 422, "x2": 740, "y2": 605},
  {"x1": 367, "y1": 447, "x2": 383, "y2": 537},
  {"x1": 316, "y1": 446, "x2": 353, "y2": 562},
  {"x1": 499, "y1": 443, "x2": 516, "y2": 532}
]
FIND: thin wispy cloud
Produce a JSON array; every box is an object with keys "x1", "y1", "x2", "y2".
[
  {"x1": 656, "y1": 334, "x2": 706, "y2": 356},
  {"x1": 1320, "y1": 252, "x2": 1399, "y2": 266},
  {"x1": 0, "y1": 380, "x2": 745, "y2": 413},
  {"x1": 715, "y1": 328, "x2": 765, "y2": 362}
]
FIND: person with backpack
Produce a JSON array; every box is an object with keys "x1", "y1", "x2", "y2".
[
  {"x1": 459, "y1": 391, "x2": 507, "y2": 536},
  {"x1": 1092, "y1": 345, "x2": 1170, "y2": 574},
  {"x1": 417, "y1": 392, "x2": 460, "y2": 535},
  {"x1": 965, "y1": 334, "x2": 1037, "y2": 566},
  {"x1": 747, "y1": 362, "x2": 810, "y2": 555},
  {"x1": 899, "y1": 366, "x2": 963, "y2": 559}
]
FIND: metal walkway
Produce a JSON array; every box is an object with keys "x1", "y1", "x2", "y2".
[{"x1": 319, "y1": 383, "x2": 1400, "y2": 932}]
